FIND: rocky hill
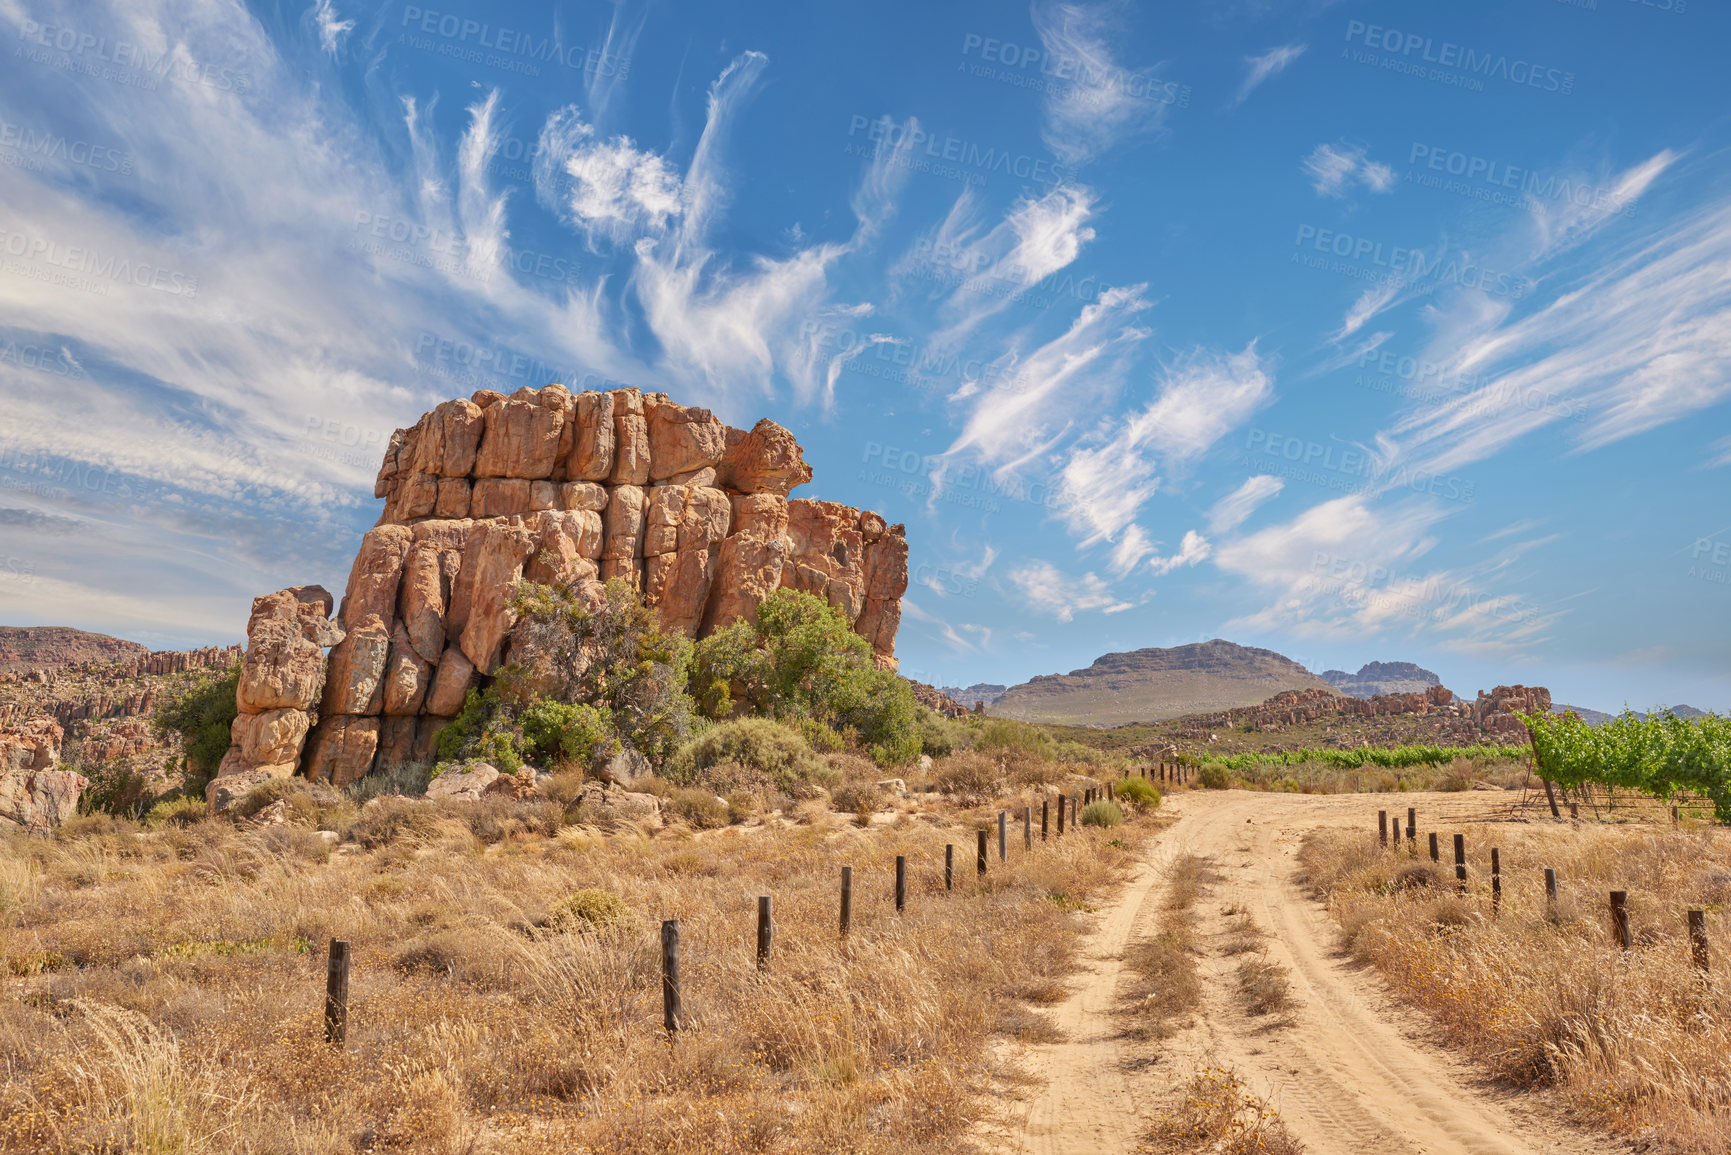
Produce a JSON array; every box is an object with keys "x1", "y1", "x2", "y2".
[
  {"x1": 1321, "y1": 661, "x2": 1441, "y2": 699},
  {"x1": 990, "y1": 639, "x2": 1337, "y2": 727},
  {"x1": 936, "y1": 683, "x2": 1007, "y2": 710},
  {"x1": 0, "y1": 626, "x2": 149, "y2": 674},
  {"x1": 214, "y1": 385, "x2": 910, "y2": 797}
]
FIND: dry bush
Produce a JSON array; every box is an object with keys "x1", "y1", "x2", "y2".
[
  {"x1": 1146, "y1": 1064, "x2": 1304, "y2": 1154},
  {"x1": 1234, "y1": 956, "x2": 1292, "y2": 1018},
  {"x1": 1121, "y1": 853, "x2": 1212, "y2": 1041},
  {"x1": 0, "y1": 784, "x2": 1147, "y2": 1153},
  {"x1": 932, "y1": 752, "x2": 1000, "y2": 799},
  {"x1": 1302, "y1": 822, "x2": 1731, "y2": 1151}
]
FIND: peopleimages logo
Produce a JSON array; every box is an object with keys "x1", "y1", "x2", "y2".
[
  {"x1": 16, "y1": 19, "x2": 252, "y2": 93},
  {"x1": 846, "y1": 116, "x2": 1073, "y2": 187},
  {"x1": 1245, "y1": 429, "x2": 1476, "y2": 503},
  {"x1": 1343, "y1": 20, "x2": 1574, "y2": 95},
  {"x1": 398, "y1": 7, "x2": 630, "y2": 77},
  {"x1": 959, "y1": 33, "x2": 1190, "y2": 107},
  {"x1": 1293, "y1": 224, "x2": 1530, "y2": 299},
  {"x1": 1407, "y1": 144, "x2": 1635, "y2": 218}
]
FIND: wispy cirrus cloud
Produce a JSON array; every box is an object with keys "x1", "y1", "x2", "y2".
[
  {"x1": 1302, "y1": 141, "x2": 1395, "y2": 198},
  {"x1": 1031, "y1": 0, "x2": 1173, "y2": 165},
  {"x1": 1234, "y1": 43, "x2": 1305, "y2": 106},
  {"x1": 1207, "y1": 475, "x2": 1284, "y2": 534},
  {"x1": 1008, "y1": 560, "x2": 1136, "y2": 621}
]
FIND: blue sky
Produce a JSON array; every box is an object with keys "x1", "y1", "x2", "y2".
[{"x1": 0, "y1": 0, "x2": 1728, "y2": 713}]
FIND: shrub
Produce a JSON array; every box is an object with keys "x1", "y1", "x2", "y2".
[
  {"x1": 71, "y1": 751, "x2": 156, "y2": 819},
  {"x1": 232, "y1": 777, "x2": 354, "y2": 829},
  {"x1": 1114, "y1": 777, "x2": 1161, "y2": 807},
  {"x1": 666, "y1": 787, "x2": 730, "y2": 829},
  {"x1": 547, "y1": 888, "x2": 630, "y2": 931},
  {"x1": 1081, "y1": 800, "x2": 1123, "y2": 828},
  {"x1": 151, "y1": 660, "x2": 241, "y2": 797},
  {"x1": 144, "y1": 796, "x2": 207, "y2": 828},
  {"x1": 345, "y1": 760, "x2": 435, "y2": 802},
  {"x1": 519, "y1": 698, "x2": 618, "y2": 769},
  {"x1": 830, "y1": 781, "x2": 883, "y2": 819},
  {"x1": 933, "y1": 752, "x2": 1000, "y2": 796},
  {"x1": 666, "y1": 718, "x2": 834, "y2": 794},
  {"x1": 1197, "y1": 764, "x2": 1233, "y2": 790},
  {"x1": 915, "y1": 709, "x2": 973, "y2": 758},
  {"x1": 976, "y1": 719, "x2": 1056, "y2": 760}
]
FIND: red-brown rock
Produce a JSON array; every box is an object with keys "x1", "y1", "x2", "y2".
[
  {"x1": 303, "y1": 715, "x2": 380, "y2": 787},
  {"x1": 567, "y1": 390, "x2": 615, "y2": 481},
  {"x1": 717, "y1": 419, "x2": 812, "y2": 496},
  {"x1": 645, "y1": 394, "x2": 728, "y2": 481},
  {"x1": 608, "y1": 389, "x2": 650, "y2": 485},
  {"x1": 474, "y1": 391, "x2": 565, "y2": 479},
  {"x1": 322, "y1": 614, "x2": 391, "y2": 715}
]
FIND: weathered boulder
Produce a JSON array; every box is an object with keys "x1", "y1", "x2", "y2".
[
  {"x1": 231, "y1": 708, "x2": 312, "y2": 769},
  {"x1": 398, "y1": 541, "x2": 449, "y2": 664},
  {"x1": 426, "y1": 762, "x2": 500, "y2": 802},
  {"x1": 474, "y1": 390, "x2": 565, "y2": 479},
  {"x1": 717, "y1": 419, "x2": 812, "y2": 496},
  {"x1": 783, "y1": 499, "x2": 867, "y2": 624},
  {"x1": 424, "y1": 645, "x2": 476, "y2": 716},
  {"x1": 303, "y1": 715, "x2": 381, "y2": 787},
  {"x1": 567, "y1": 390, "x2": 615, "y2": 481},
  {"x1": 452, "y1": 520, "x2": 538, "y2": 673},
  {"x1": 471, "y1": 478, "x2": 534, "y2": 518},
  {"x1": 645, "y1": 395, "x2": 728, "y2": 481},
  {"x1": 206, "y1": 764, "x2": 291, "y2": 814},
  {"x1": 321, "y1": 614, "x2": 391, "y2": 716},
  {"x1": 381, "y1": 624, "x2": 432, "y2": 715},
  {"x1": 0, "y1": 717, "x2": 62, "y2": 774},
  {"x1": 236, "y1": 588, "x2": 342, "y2": 712},
  {"x1": 608, "y1": 389, "x2": 650, "y2": 486},
  {"x1": 376, "y1": 714, "x2": 419, "y2": 769},
  {"x1": 412, "y1": 397, "x2": 486, "y2": 478},
  {"x1": 339, "y1": 526, "x2": 414, "y2": 628},
  {"x1": 576, "y1": 781, "x2": 661, "y2": 830}
]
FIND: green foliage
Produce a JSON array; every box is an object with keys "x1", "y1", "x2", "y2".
[
  {"x1": 150, "y1": 661, "x2": 240, "y2": 795},
  {"x1": 1081, "y1": 800, "x2": 1124, "y2": 828},
  {"x1": 666, "y1": 717, "x2": 835, "y2": 794},
  {"x1": 1114, "y1": 776, "x2": 1161, "y2": 807},
  {"x1": 519, "y1": 699, "x2": 617, "y2": 768},
  {"x1": 144, "y1": 795, "x2": 206, "y2": 828},
  {"x1": 1524, "y1": 708, "x2": 1731, "y2": 820},
  {"x1": 71, "y1": 751, "x2": 154, "y2": 819},
  {"x1": 1197, "y1": 764, "x2": 1233, "y2": 790},
  {"x1": 1200, "y1": 744, "x2": 1522, "y2": 773},
  {"x1": 977, "y1": 718, "x2": 1057, "y2": 760},
  {"x1": 916, "y1": 710, "x2": 975, "y2": 758},
  {"x1": 503, "y1": 579, "x2": 696, "y2": 766},
  {"x1": 688, "y1": 589, "x2": 920, "y2": 767},
  {"x1": 435, "y1": 684, "x2": 525, "y2": 773}
]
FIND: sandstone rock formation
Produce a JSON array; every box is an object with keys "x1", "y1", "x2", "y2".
[
  {"x1": 0, "y1": 718, "x2": 87, "y2": 832},
  {"x1": 219, "y1": 386, "x2": 907, "y2": 788}
]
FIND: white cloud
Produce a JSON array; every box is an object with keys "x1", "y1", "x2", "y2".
[
  {"x1": 1207, "y1": 475, "x2": 1284, "y2": 534},
  {"x1": 533, "y1": 108, "x2": 684, "y2": 247},
  {"x1": 1144, "y1": 530, "x2": 1211, "y2": 576},
  {"x1": 1234, "y1": 44, "x2": 1305, "y2": 106},
  {"x1": 1031, "y1": 0, "x2": 1171, "y2": 165},
  {"x1": 312, "y1": 0, "x2": 353, "y2": 56},
  {"x1": 1008, "y1": 560, "x2": 1135, "y2": 621},
  {"x1": 901, "y1": 598, "x2": 993, "y2": 652},
  {"x1": 1302, "y1": 142, "x2": 1395, "y2": 198}
]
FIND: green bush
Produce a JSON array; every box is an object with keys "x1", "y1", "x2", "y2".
[
  {"x1": 688, "y1": 590, "x2": 921, "y2": 767},
  {"x1": 144, "y1": 795, "x2": 207, "y2": 828},
  {"x1": 1197, "y1": 764, "x2": 1233, "y2": 790},
  {"x1": 1081, "y1": 800, "x2": 1124, "y2": 828},
  {"x1": 829, "y1": 781, "x2": 884, "y2": 817},
  {"x1": 519, "y1": 698, "x2": 618, "y2": 769},
  {"x1": 977, "y1": 719, "x2": 1056, "y2": 760},
  {"x1": 916, "y1": 709, "x2": 973, "y2": 758},
  {"x1": 71, "y1": 750, "x2": 156, "y2": 819},
  {"x1": 151, "y1": 661, "x2": 241, "y2": 797},
  {"x1": 666, "y1": 787, "x2": 730, "y2": 829},
  {"x1": 1114, "y1": 777, "x2": 1161, "y2": 807},
  {"x1": 666, "y1": 718, "x2": 835, "y2": 794}
]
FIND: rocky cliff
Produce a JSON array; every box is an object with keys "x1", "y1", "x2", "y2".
[
  {"x1": 1321, "y1": 661, "x2": 1442, "y2": 699},
  {"x1": 0, "y1": 626, "x2": 150, "y2": 674},
  {"x1": 214, "y1": 385, "x2": 909, "y2": 799}
]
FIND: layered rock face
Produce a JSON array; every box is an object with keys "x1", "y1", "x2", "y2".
[
  {"x1": 0, "y1": 717, "x2": 87, "y2": 832},
  {"x1": 215, "y1": 386, "x2": 906, "y2": 794}
]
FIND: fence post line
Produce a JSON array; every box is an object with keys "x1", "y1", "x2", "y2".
[
  {"x1": 1610, "y1": 891, "x2": 1631, "y2": 951},
  {"x1": 1407, "y1": 807, "x2": 1416, "y2": 841},
  {"x1": 1453, "y1": 833, "x2": 1467, "y2": 893},
  {"x1": 1042, "y1": 798, "x2": 1049, "y2": 841},
  {"x1": 661, "y1": 920, "x2": 682, "y2": 1035},
  {"x1": 1057, "y1": 794, "x2": 1065, "y2": 836},
  {"x1": 757, "y1": 895, "x2": 773, "y2": 970},
  {"x1": 1673, "y1": 805, "x2": 1681, "y2": 826},
  {"x1": 840, "y1": 866, "x2": 852, "y2": 936},
  {"x1": 1024, "y1": 805, "x2": 1033, "y2": 851},
  {"x1": 1689, "y1": 910, "x2": 1709, "y2": 973},
  {"x1": 1545, "y1": 867, "x2": 1558, "y2": 904},
  {"x1": 1429, "y1": 832, "x2": 1439, "y2": 863},
  {"x1": 1107, "y1": 783, "x2": 1115, "y2": 802},
  {"x1": 1379, "y1": 811, "x2": 1388, "y2": 847},
  {"x1": 895, "y1": 855, "x2": 906, "y2": 914},
  {"x1": 998, "y1": 811, "x2": 1007, "y2": 862},
  {"x1": 945, "y1": 844, "x2": 953, "y2": 892},
  {"x1": 977, "y1": 829, "x2": 988, "y2": 876},
  {"x1": 324, "y1": 939, "x2": 350, "y2": 1047}
]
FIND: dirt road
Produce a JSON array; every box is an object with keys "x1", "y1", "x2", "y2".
[{"x1": 1003, "y1": 789, "x2": 1624, "y2": 1155}]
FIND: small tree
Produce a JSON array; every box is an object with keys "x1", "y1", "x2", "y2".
[{"x1": 151, "y1": 661, "x2": 240, "y2": 797}]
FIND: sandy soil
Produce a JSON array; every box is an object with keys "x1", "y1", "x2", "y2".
[{"x1": 996, "y1": 789, "x2": 1629, "y2": 1155}]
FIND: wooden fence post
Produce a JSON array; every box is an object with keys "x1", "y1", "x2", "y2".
[
  {"x1": 1569, "y1": 802, "x2": 1579, "y2": 821},
  {"x1": 1379, "y1": 810, "x2": 1388, "y2": 847},
  {"x1": 757, "y1": 896, "x2": 773, "y2": 970},
  {"x1": 1545, "y1": 867, "x2": 1558, "y2": 904},
  {"x1": 1490, "y1": 848, "x2": 1501, "y2": 916},
  {"x1": 1041, "y1": 799, "x2": 1049, "y2": 841},
  {"x1": 1689, "y1": 910, "x2": 1709, "y2": 973},
  {"x1": 1610, "y1": 891, "x2": 1630, "y2": 951},
  {"x1": 1429, "y1": 832, "x2": 1439, "y2": 863},
  {"x1": 1024, "y1": 806, "x2": 1033, "y2": 851},
  {"x1": 1673, "y1": 806, "x2": 1681, "y2": 826},
  {"x1": 977, "y1": 829, "x2": 988, "y2": 876},
  {"x1": 998, "y1": 811, "x2": 1007, "y2": 862},
  {"x1": 1407, "y1": 807, "x2": 1416, "y2": 841},
  {"x1": 895, "y1": 855, "x2": 906, "y2": 914},
  {"x1": 945, "y1": 844, "x2": 953, "y2": 892},
  {"x1": 840, "y1": 866, "x2": 852, "y2": 935},
  {"x1": 1057, "y1": 794, "x2": 1065, "y2": 836},
  {"x1": 1542, "y1": 778, "x2": 1561, "y2": 818},
  {"x1": 1107, "y1": 783, "x2": 1115, "y2": 802},
  {"x1": 661, "y1": 920, "x2": 682, "y2": 1035},
  {"x1": 324, "y1": 939, "x2": 350, "y2": 1047}
]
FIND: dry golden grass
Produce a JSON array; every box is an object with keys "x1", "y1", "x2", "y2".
[
  {"x1": 1138, "y1": 1065, "x2": 1304, "y2": 1154},
  {"x1": 0, "y1": 788, "x2": 1144, "y2": 1153},
  {"x1": 1301, "y1": 821, "x2": 1731, "y2": 1153},
  {"x1": 1119, "y1": 854, "x2": 1214, "y2": 1042}
]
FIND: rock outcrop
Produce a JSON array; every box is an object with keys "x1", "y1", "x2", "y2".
[
  {"x1": 0, "y1": 718, "x2": 86, "y2": 831},
  {"x1": 221, "y1": 386, "x2": 907, "y2": 788}
]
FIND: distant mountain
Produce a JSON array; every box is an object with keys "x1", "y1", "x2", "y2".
[
  {"x1": 1321, "y1": 661, "x2": 1442, "y2": 699},
  {"x1": 990, "y1": 639, "x2": 1336, "y2": 727},
  {"x1": 0, "y1": 626, "x2": 149, "y2": 675},
  {"x1": 936, "y1": 683, "x2": 1007, "y2": 709},
  {"x1": 1554, "y1": 703, "x2": 1711, "y2": 726}
]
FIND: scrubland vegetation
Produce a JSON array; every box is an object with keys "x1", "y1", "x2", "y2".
[
  {"x1": 1185, "y1": 745, "x2": 1530, "y2": 796},
  {"x1": 0, "y1": 585, "x2": 1170, "y2": 1152},
  {"x1": 1302, "y1": 821, "x2": 1731, "y2": 1152}
]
